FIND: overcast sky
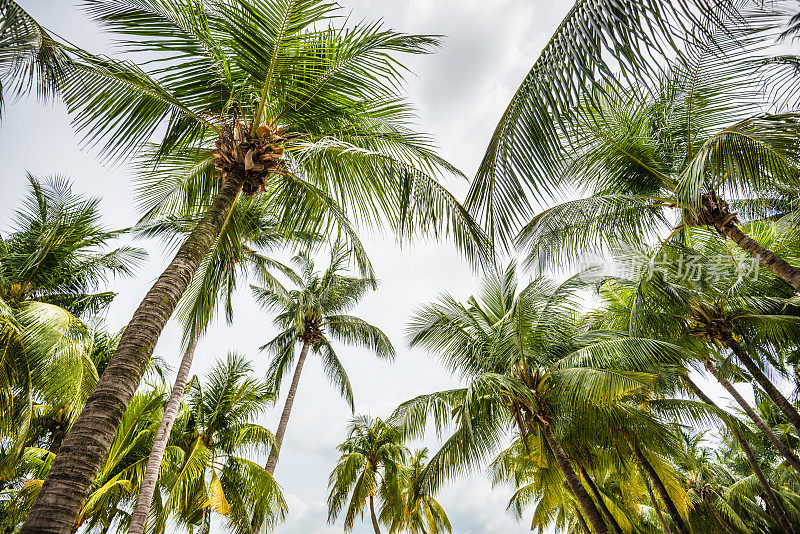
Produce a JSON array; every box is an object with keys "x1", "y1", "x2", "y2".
[{"x1": 0, "y1": 1, "x2": 751, "y2": 533}]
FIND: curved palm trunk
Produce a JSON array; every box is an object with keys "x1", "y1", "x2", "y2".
[
  {"x1": 266, "y1": 340, "x2": 311, "y2": 474},
  {"x1": 629, "y1": 441, "x2": 690, "y2": 534},
  {"x1": 642, "y1": 474, "x2": 672, "y2": 534},
  {"x1": 728, "y1": 341, "x2": 800, "y2": 435},
  {"x1": 683, "y1": 376, "x2": 796, "y2": 534},
  {"x1": 707, "y1": 499, "x2": 737, "y2": 534},
  {"x1": 369, "y1": 495, "x2": 381, "y2": 534},
  {"x1": 705, "y1": 360, "x2": 800, "y2": 475},
  {"x1": 21, "y1": 176, "x2": 244, "y2": 534},
  {"x1": 722, "y1": 224, "x2": 800, "y2": 291},
  {"x1": 537, "y1": 419, "x2": 609, "y2": 534},
  {"x1": 129, "y1": 335, "x2": 200, "y2": 534},
  {"x1": 578, "y1": 465, "x2": 623, "y2": 534}
]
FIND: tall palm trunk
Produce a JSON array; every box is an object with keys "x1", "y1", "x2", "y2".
[
  {"x1": 707, "y1": 499, "x2": 737, "y2": 534},
  {"x1": 642, "y1": 474, "x2": 672, "y2": 534},
  {"x1": 728, "y1": 341, "x2": 800, "y2": 435},
  {"x1": 578, "y1": 465, "x2": 623, "y2": 534},
  {"x1": 722, "y1": 224, "x2": 800, "y2": 291},
  {"x1": 266, "y1": 340, "x2": 311, "y2": 474},
  {"x1": 705, "y1": 360, "x2": 800, "y2": 475},
  {"x1": 537, "y1": 418, "x2": 609, "y2": 534},
  {"x1": 573, "y1": 506, "x2": 592, "y2": 534},
  {"x1": 628, "y1": 440, "x2": 690, "y2": 534},
  {"x1": 369, "y1": 495, "x2": 381, "y2": 534},
  {"x1": 21, "y1": 175, "x2": 244, "y2": 534},
  {"x1": 683, "y1": 376, "x2": 796, "y2": 534},
  {"x1": 129, "y1": 335, "x2": 200, "y2": 534}
]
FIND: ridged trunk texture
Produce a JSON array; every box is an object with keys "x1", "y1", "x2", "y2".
[
  {"x1": 369, "y1": 495, "x2": 381, "y2": 534},
  {"x1": 629, "y1": 441, "x2": 690, "y2": 534},
  {"x1": 705, "y1": 360, "x2": 800, "y2": 475},
  {"x1": 729, "y1": 341, "x2": 800, "y2": 435},
  {"x1": 574, "y1": 506, "x2": 592, "y2": 534},
  {"x1": 579, "y1": 465, "x2": 623, "y2": 534},
  {"x1": 723, "y1": 224, "x2": 800, "y2": 290},
  {"x1": 21, "y1": 176, "x2": 243, "y2": 534},
  {"x1": 683, "y1": 376, "x2": 796, "y2": 534},
  {"x1": 538, "y1": 420, "x2": 609, "y2": 534},
  {"x1": 128, "y1": 335, "x2": 200, "y2": 534}
]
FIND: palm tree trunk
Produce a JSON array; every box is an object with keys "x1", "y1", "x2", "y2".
[
  {"x1": 722, "y1": 223, "x2": 800, "y2": 290},
  {"x1": 21, "y1": 175, "x2": 244, "y2": 534},
  {"x1": 573, "y1": 506, "x2": 592, "y2": 534},
  {"x1": 369, "y1": 495, "x2": 381, "y2": 534},
  {"x1": 683, "y1": 376, "x2": 796, "y2": 534},
  {"x1": 537, "y1": 419, "x2": 609, "y2": 534},
  {"x1": 629, "y1": 441, "x2": 690, "y2": 534},
  {"x1": 707, "y1": 498, "x2": 737, "y2": 534},
  {"x1": 578, "y1": 465, "x2": 623, "y2": 534},
  {"x1": 642, "y1": 474, "x2": 672, "y2": 534},
  {"x1": 129, "y1": 335, "x2": 200, "y2": 534},
  {"x1": 250, "y1": 341, "x2": 311, "y2": 534},
  {"x1": 705, "y1": 360, "x2": 800, "y2": 475},
  {"x1": 728, "y1": 341, "x2": 800, "y2": 435},
  {"x1": 266, "y1": 340, "x2": 311, "y2": 474}
]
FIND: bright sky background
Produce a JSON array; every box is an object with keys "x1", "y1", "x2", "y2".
[{"x1": 0, "y1": 1, "x2": 757, "y2": 533}]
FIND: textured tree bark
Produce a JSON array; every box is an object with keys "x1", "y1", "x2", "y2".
[
  {"x1": 705, "y1": 360, "x2": 800, "y2": 475},
  {"x1": 579, "y1": 464, "x2": 623, "y2": 534},
  {"x1": 538, "y1": 420, "x2": 609, "y2": 534},
  {"x1": 21, "y1": 176, "x2": 244, "y2": 534},
  {"x1": 728, "y1": 341, "x2": 800, "y2": 435},
  {"x1": 129, "y1": 335, "x2": 200, "y2": 534},
  {"x1": 683, "y1": 376, "x2": 796, "y2": 534},
  {"x1": 629, "y1": 441, "x2": 690, "y2": 534},
  {"x1": 642, "y1": 474, "x2": 672, "y2": 534},
  {"x1": 369, "y1": 495, "x2": 381, "y2": 534},
  {"x1": 707, "y1": 499, "x2": 737, "y2": 534},
  {"x1": 723, "y1": 224, "x2": 800, "y2": 291},
  {"x1": 266, "y1": 340, "x2": 311, "y2": 474}
]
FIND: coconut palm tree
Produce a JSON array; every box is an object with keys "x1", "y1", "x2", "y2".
[
  {"x1": 253, "y1": 244, "x2": 394, "y2": 478},
  {"x1": 24, "y1": 2, "x2": 487, "y2": 527},
  {"x1": 0, "y1": 175, "x2": 145, "y2": 478},
  {"x1": 0, "y1": 1, "x2": 75, "y2": 115},
  {"x1": 149, "y1": 352, "x2": 284, "y2": 534},
  {"x1": 327, "y1": 415, "x2": 408, "y2": 534},
  {"x1": 382, "y1": 448, "x2": 451, "y2": 534},
  {"x1": 129, "y1": 195, "x2": 314, "y2": 534},
  {"x1": 391, "y1": 265, "x2": 685, "y2": 534}
]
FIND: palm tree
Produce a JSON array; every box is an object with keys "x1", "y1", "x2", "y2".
[
  {"x1": 0, "y1": 175, "x2": 144, "y2": 478},
  {"x1": 466, "y1": 0, "x2": 779, "y2": 244},
  {"x1": 129, "y1": 195, "x2": 314, "y2": 534},
  {"x1": 149, "y1": 353, "x2": 284, "y2": 534},
  {"x1": 253, "y1": 244, "x2": 394, "y2": 478},
  {"x1": 0, "y1": 1, "x2": 75, "y2": 115},
  {"x1": 383, "y1": 448, "x2": 451, "y2": 534},
  {"x1": 391, "y1": 265, "x2": 681, "y2": 534},
  {"x1": 24, "y1": 2, "x2": 488, "y2": 528},
  {"x1": 327, "y1": 415, "x2": 408, "y2": 534}
]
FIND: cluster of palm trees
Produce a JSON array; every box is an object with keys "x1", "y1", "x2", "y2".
[{"x1": 2, "y1": 0, "x2": 800, "y2": 533}]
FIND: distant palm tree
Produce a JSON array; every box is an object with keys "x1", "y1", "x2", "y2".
[
  {"x1": 392, "y1": 265, "x2": 678, "y2": 534},
  {"x1": 327, "y1": 415, "x2": 407, "y2": 534},
  {"x1": 151, "y1": 353, "x2": 284, "y2": 534},
  {"x1": 26, "y1": 1, "x2": 486, "y2": 527},
  {"x1": 253, "y1": 245, "x2": 394, "y2": 478},
  {"x1": 383, "y1": 448, "x2": 451, "y2": 534}
]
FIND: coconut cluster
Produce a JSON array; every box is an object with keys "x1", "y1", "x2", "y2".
[
  {"x1": 213, "y1": 124, "x2": 287, "y2": 196},
  {"x1": 683, "y1": 193, "x2": 740, "y2": 236}
]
